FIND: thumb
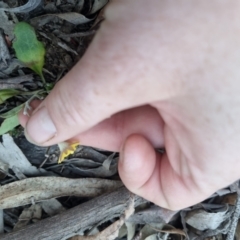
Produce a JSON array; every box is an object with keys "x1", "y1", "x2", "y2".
[
  {"x1": 23, "y1": 1, "x2": 172, "y2": 146},
  {"x1": 24, "y1": 57, "x2": 146, "y2": 145},
  {"x1": 24, "y1": 32, "x2": 157, "y2": 145}
]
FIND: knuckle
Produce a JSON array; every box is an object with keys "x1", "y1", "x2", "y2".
[{"x1": 49, "y1": 86, "x2": 91, "y2": 128}]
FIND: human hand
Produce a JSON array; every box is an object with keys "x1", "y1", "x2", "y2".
[{"x1": 19, "y1": 0, "x2": 240, "y2": 210}]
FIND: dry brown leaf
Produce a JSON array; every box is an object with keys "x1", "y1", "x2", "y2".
[
  {"x1": 222, "y1": 193, "x2": 237, "y2": 206},
  {"x1": 14, "y1": 204, "x2": 42, "y2": 230}
]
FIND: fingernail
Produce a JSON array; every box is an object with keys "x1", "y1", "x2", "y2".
[{"x1": 25, "y1": 106, "x2": 57, "y2": 144}]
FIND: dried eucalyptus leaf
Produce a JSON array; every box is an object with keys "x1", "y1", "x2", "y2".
[
  {"x1": 0, "y1": 134, "x2": 46, "y2": 175},
  {"x1": 118, "y1": 224, "x2": 128, "y2": 239},
  {"x1": 140, "y1": 223, "x2": 165, "y2": 240},
  {"x1": 0, "y1": 114, "x2": 19, "y2": 135},
  {"x1": 40, "y1": 199, "x2": 66, "y2": 217},
  {"x1": 125, "y1": 222, "x2": 136, "y2": 240},
  {"x1": 65, "y1": 158, "x2": 102, "y2": 168},
  {"x1": 31, "y1": 204, "x2": 42, "y2": 223},
  {"x1": 90, "y1": 0, "x2": 108, "y2": 14},
  {"x1": 0, "y1": 59, "x2": 24, "y2": 74},
  {"x1": 55, "y1": 12, "x2": 93, "y2": 25},
  {"x1": 0, "y1": 5, "x2": 15, "y2": 40},
  {"x1": 102, "y1": 152, "x2": 116, "y2": 170},
  {"x1": 68, "y1": 160, "x2": 118, "y2": 177},
  {"x1": 75, "y1": 0, "x2": 84, "y2": 12},
  {"x1": 186, "y1": 207, "x2": 229, "y2": 231},
  {"x1": 31, "y1": 13, "x2": 92, "y2": 28},
  {"x1": 0, "y1": 74, "x2": 34, "y2": 84},
  {"x1": 13, "y1": 207, "x2": 33, "y2": 230},
  {"x1": 14, "y1": 204, "x2": 42, "y2": 231},
  {"x1": 12, "y1": 166, "x2": 26, "y2": 180},
  {"x1": 75, "y1": 147, "x2": 107, "y2": 163},
  {"x1": 0, "y1": 177, "x2": 123, "y2": 209},
  {"x1": 0, "y1": 0, "x2": 43, "y2": 13},
  {"x1": 57, "y1": 41, "x2": 78, "y2": 55}
]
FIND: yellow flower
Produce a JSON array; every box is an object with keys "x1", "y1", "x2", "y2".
[{"x1": 58, "y1": 142, "x2": 79, "y2": 164}]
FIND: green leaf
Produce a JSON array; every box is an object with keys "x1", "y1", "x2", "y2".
[
  {"x1": 0, "y1": 89, "x2": 20, "y2": 104},
  {"x1": 0, "y1": 104, "x2": 24, "y2": 119},
  {"x1": 0, "y1": 114, "x2": 19, "y2": 135},
  {"x1": 12, "y1": 22, "x2": 46, "y2": 82}
]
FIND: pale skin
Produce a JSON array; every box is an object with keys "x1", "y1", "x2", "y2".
[{"x1": 19, "y1": 0, "x2": 240, "y2": 210}]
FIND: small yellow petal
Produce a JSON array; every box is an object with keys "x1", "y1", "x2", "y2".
[{"x1": 58, "y1": 142, "x2": 79, "y2": 164}]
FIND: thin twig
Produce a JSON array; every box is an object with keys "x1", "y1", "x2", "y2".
[{"x1": 39, "y1": 147, "x2": 50, "y2": 168}]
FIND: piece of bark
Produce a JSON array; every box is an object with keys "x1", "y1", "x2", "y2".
[
  {"x1": 0, "y1": 177, "x2": 123, "y2": 209},
  {"x1": 70, "y1": 193, "x2": 135, "y2": 240},
  {"x1": 0, "y1": 187, "x2": 147, "y2": 240}
]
